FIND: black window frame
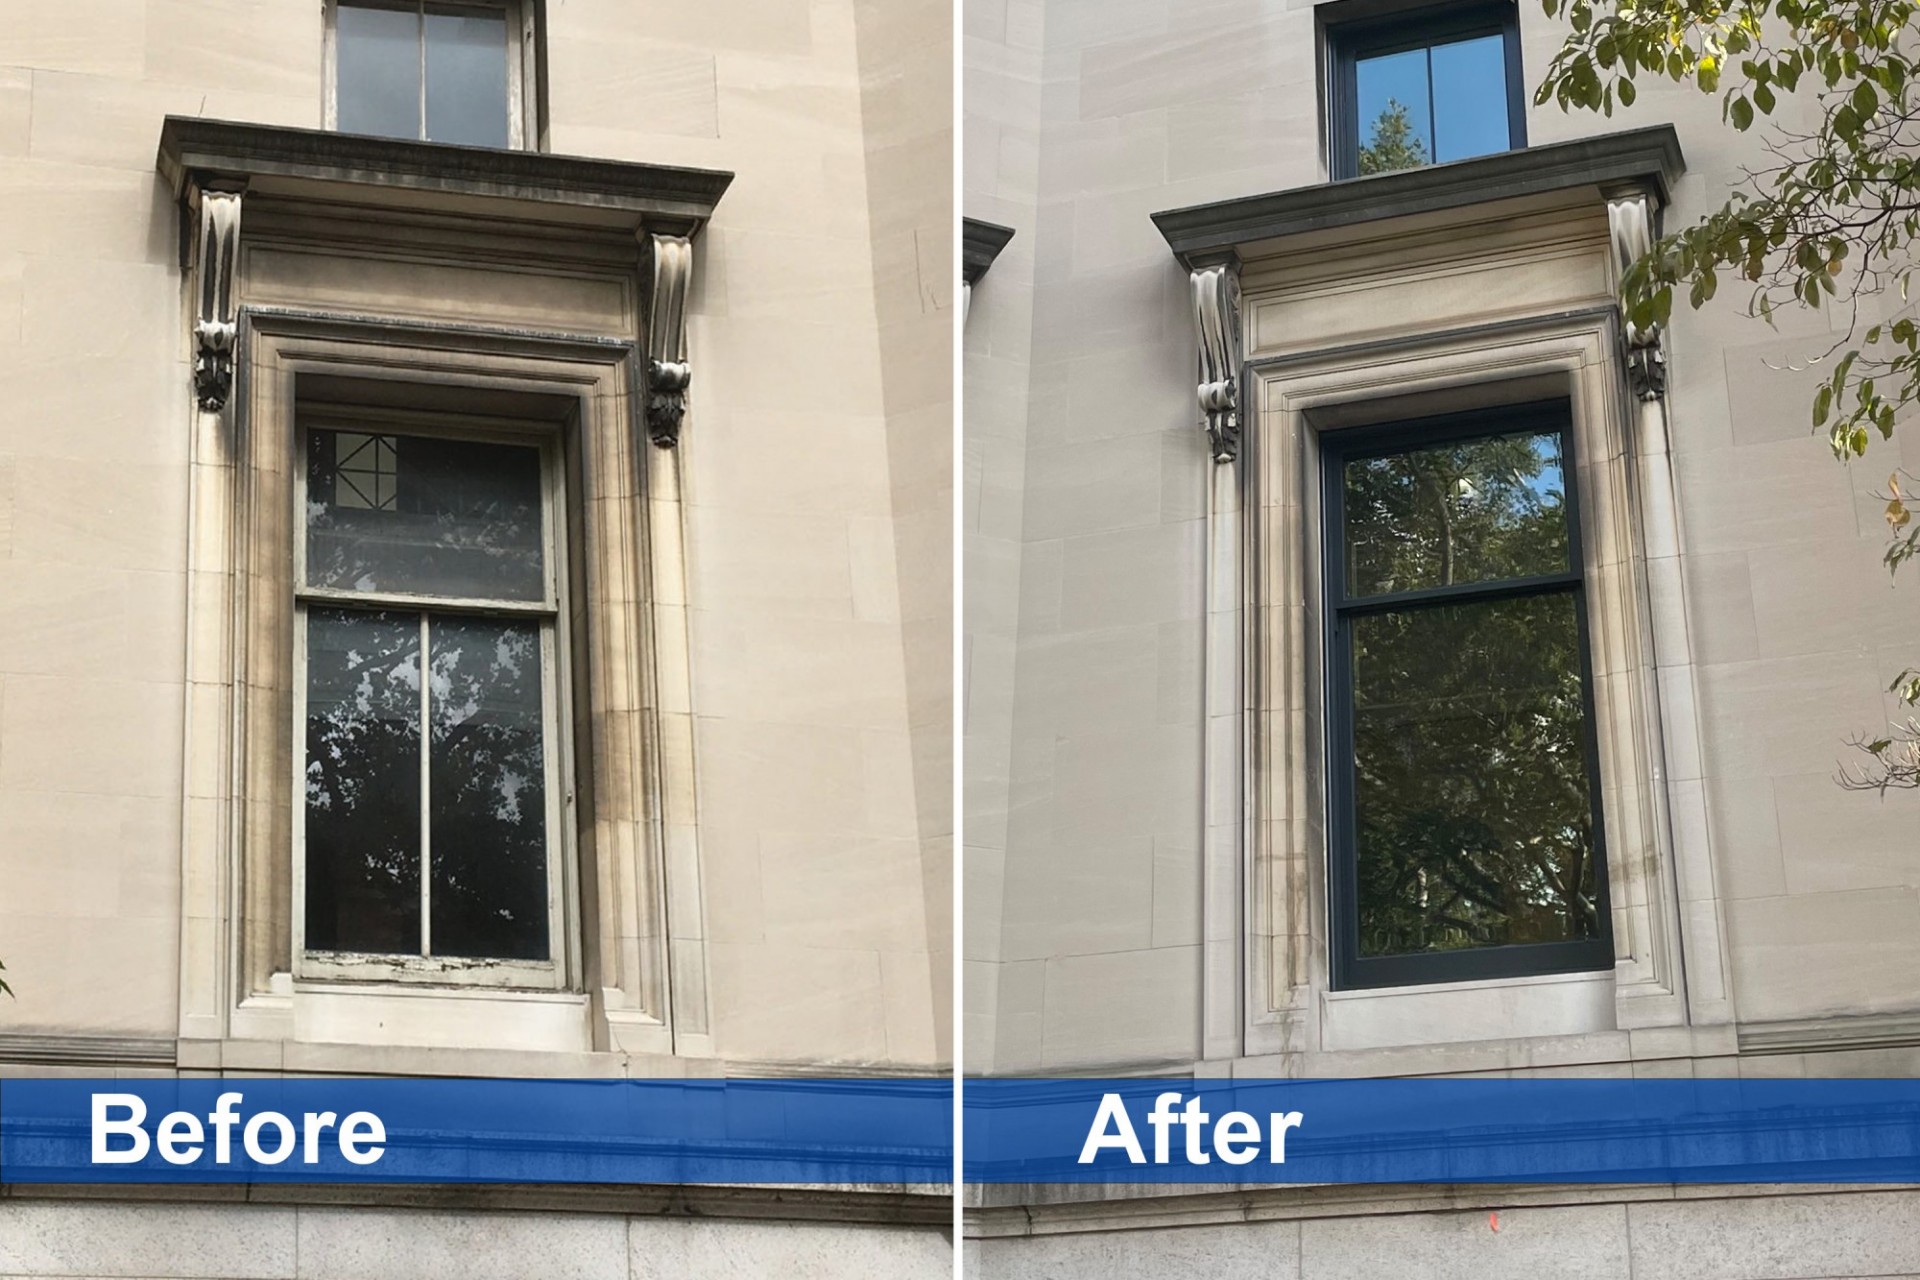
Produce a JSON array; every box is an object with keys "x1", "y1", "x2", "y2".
[
  {"x1": 1326, "y1": 1, "x2": 1528, "y2": 181},
  {"x1": 1321, "y1": 399, "x2": 1613, "y2": 990}
]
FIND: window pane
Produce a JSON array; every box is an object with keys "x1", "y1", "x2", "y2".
[
  {"x1": 427, "y1": 616, "x2": 549, "y2": 960},
  {"x1": 337, "y1": 3, "x2": 422, "y2": 141},
  {"x1": 307, "y1": 429, "x2": 546, "y2": 600},
  {"x1": 1342, "y1": 429, "x2": 1569, "y2": 598},
  {"x1": 305, "y1": 608, "x2": 422, "y2": 954},
  {"x1": 1431, "y1": 34, "x2": 1511, "y2": 163},
  {"x1": 1354, "y1": 47, "x2": 1432, "y2": 175},
  {"x1": 424, "y1": 9, "x2": 511, "y2": 148},
  {"x1": 1349, "y1": 592, "x2": 1600, "y2": 958}
]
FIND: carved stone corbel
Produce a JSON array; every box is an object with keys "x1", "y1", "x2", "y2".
[
  {"x1": 1189, "y1": 258, "x2": 1244, "y2": 463},
  {"x1": 1607, "y1": 193, "x2": 1666, "y2": 402},
  {"x1": 192, "y1": 187, "x2": 244, "y2": 412},
  {"x1": 645, "y1": 233, "x2": 693, "y2": 448}
]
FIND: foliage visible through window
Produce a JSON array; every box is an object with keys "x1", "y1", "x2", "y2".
[
  {"x1": 336, "y1": 0, "x2": 514, "y2": 148},
  {"x1": 301, "y1": 427, "x2": 557, "y2": 970},
  {"x1": 1327, "y1": 409, "x2": 1610, "y2": 987}
]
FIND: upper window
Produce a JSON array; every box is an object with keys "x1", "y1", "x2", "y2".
[
  {"x1": 1322, "y1": 402, "x2": 1611, "y2": 989},
  {"x1": 297, "y1": 418, "x2": 568, "y2": 988},
  {"x1": 328, "y1": 0, "x2": 532, "y2": 149},
  {"x1": 1328, "y1": 4, "x2": 1526, "y2": 180}
]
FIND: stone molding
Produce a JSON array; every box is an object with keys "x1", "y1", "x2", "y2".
[
  {"x1": 964, "y1": 1179, "x2": 1910, "y2": 1238},
  {"x1": 1, "y1": 1182, "x2": 952, "y2": 1228},
  {"x1": 961, "y1": 217, "x2": 1015, "y2": 286},
  {"x1": 0, "y1": 1033, "x2": 177, "y2": 1068},
  {"x1": 157, "y1": 117, "x2": 733, "y2": 235},
  {"x1": 1737, "y1": 1011, "x2": 1920, "y2": 1054}
]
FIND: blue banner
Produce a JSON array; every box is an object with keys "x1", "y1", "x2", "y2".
[
  {"x1": 964, "y1": 1078, "x2": 1920, "y2": 1183},
  {"x1": 17, "y1": 1076, "x2": 1920, "y2": 1186},
  {"x1": 0, "y1": 1078, "x2": 952, "y2": 1185}
]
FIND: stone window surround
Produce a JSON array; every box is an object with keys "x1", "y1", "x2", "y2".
[
  {"x1": 1152, "y1": 127, "x2": 1741, "y2": 1070},
  {"x1": 322, "y1": 0, "x2": 544, "y2": 152},
  {"x1": 159, "y1": 118, "x2": 731, "y2": 1070}
]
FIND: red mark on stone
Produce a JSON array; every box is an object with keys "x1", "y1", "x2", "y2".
[{"x1": 1488, "y1": 1212, "x2": 1501, "y2": 1233}]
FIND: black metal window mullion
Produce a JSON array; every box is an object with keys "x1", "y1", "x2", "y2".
[{"x1": 1323, "y1": 401, "x2": 1614, "y2": 991}]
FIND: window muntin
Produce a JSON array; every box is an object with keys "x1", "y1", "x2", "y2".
[
  {"x1": 332, "y1": 0, "x2": 521, "y2": 149},
  {"x1": 296, "y1": 420, "x2": 566, "y2": 984},
  {"x1": 1324, "y1": 403, "x2": 1611, "y2": 989},
  {"x1": 1331, "y1": 5, "x2": 1526, "y2": 180}
]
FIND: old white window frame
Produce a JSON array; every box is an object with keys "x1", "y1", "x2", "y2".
[
  {"x1": 322, "y1": 0, "x2": 538, "y2": 150},
  {"x1": 290, "y1": 408, "x2": 577, "y2": 991},
  {"x1": 181, "y1": 313, "x2": 699, "y2": 1058}
]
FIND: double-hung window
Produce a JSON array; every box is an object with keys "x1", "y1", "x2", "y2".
[
  {"x1": 1323, "y1": 402, "x2": 1611, "y2": 989},
  {"x1": 1327, "y1": 4, "x2": 1526, "y2": 179},
  {"x1": 328, "y1": 0, "x2": 533, "y2": 149},
  {"x1": 296, "y1": 419, "x2": 568, "y2": 988}
]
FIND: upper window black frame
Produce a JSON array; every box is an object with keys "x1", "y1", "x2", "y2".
[
  {"x1": 1326, "y1": 2, "x2": 1528, "y2": 181},
  {"x1": 1321, "y1": 400, "x2": 1613, "y2": 991}
]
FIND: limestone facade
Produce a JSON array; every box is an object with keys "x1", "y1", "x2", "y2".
[
  {"x1": 964, "y1": 0, "x2": 1920, "y2": 1273},
  {"x1": 0, "y1": 0, "x2": 951, "y2": 1272}
]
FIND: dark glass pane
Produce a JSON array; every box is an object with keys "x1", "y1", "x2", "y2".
[
  {"x1": 1349, "y1": 592, "x2": 1600, "y2": 958},
  {"x1": 305, "y1": 608, "x2": 422, "y2": 954},
  {"x1": 337, "y1": 3, "x2": 422, "y2": 141},
  {"x1": 306, "y1": 429, "x2": 545, "y2": 600},
  {"x1": 1343, "y1": 429, "x2": 1569, "y2": 598},
  {"x1": 427, "y1": 616, "x2": 549, "y2": 960},
  {"x1": 1431, "y1": 34, "x2": 1511, "y2": 163},
  {"x1": 424, "y1": 10, "x2": 510, "y2": 148},
  {"x1": 1354, "y1": 47, "x2": 1432, "y2": 174}
]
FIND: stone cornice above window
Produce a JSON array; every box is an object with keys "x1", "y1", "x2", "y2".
[
  {"x1": 962, "y1": 217, "x2": 1015, "y2": 286},
  {"x1": 1150, "y1": 125, "x2": 1684, "y2": 268},
  {"x1": 156, "y1": 118, "x2": 730, "y2": 439},
  {"x1": 157, "y1": 116, "x2": 733, "y2": 236}
]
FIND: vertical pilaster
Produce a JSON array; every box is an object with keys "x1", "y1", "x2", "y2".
[{"x1": 1606, "y1": 191, "x2": 1733, "y2": 1028}]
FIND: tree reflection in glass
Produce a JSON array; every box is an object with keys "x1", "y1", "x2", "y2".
[
  {"x1": 1344, "y1": 430, "x2": 1569, "y2": 597},
  {"x1": 1337, "y1": 427, "x2": 1601, "y2": 960},
  {"x1": 305, "y1": 608, "x2": 422, "y2": 954},
  {"x1": 306, "y1": 429, "x2": 544, "y2": 601},
  {"x1": 428, "y1": 617, "x2": 549, "y2": 960},
  {"x1": 1351, "y1": 595, "x2": 1598, "y2": 956}
]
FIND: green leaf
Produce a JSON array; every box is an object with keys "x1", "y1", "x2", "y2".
[
  {"x1": 1731, "y1": 95, "x2": 1755, "y2": 129},
  {"x1": 1814, "y1": 383, "x2": 1834, "y2": 425},
  {"x1": 1618, "y1": 76, "x2": 1637, "y2": 107}
]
